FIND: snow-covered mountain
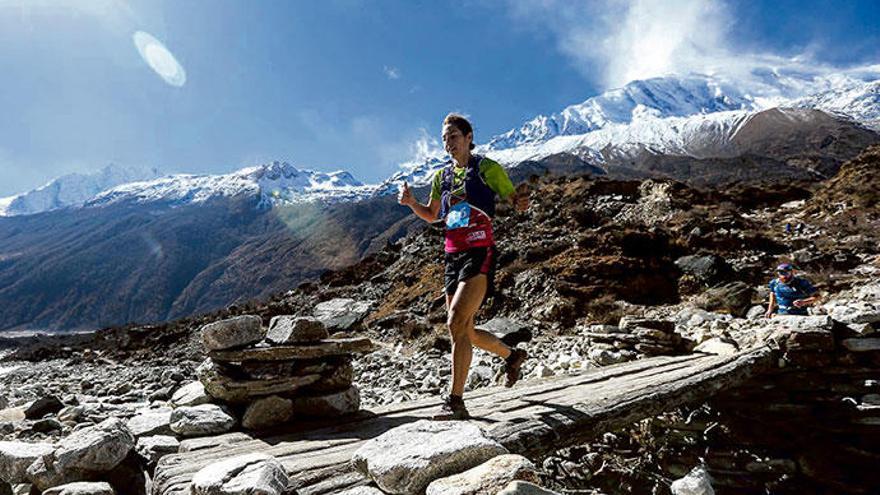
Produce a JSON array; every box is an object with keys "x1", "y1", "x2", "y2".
[
  {"x1": 3, "y1": 65, "x2": 880, "y2": 217},
  {"x1": 86, "y1": 160, "x2": 370, "y2": 209},
  {"x1": 0, "y1": 163, "x2": 163, "y2": 216}
]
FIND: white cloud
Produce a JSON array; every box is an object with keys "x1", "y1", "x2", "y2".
[
  {"x1": 503, "y1": 0, "x2": 863, "y2": 90},
  {"x1": 383, "y1": 65, "x2": 401, "y2": 80}
]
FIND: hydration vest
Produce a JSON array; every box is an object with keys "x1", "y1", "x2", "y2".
[{"x1": 437, "y1": 154, "x2": 497, "y2": 222}]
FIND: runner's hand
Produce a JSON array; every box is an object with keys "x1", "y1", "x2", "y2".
[
  {"x1": 793, "y1": 299, "x2": 808, "y2": 308},
  {"x1": 398, "y1": 181, "x2": 415, "y2": 206}
]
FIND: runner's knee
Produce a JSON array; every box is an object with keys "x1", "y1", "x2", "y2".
[{"x1": 447, "y1": 310, "x2": 470, "y2": 339}]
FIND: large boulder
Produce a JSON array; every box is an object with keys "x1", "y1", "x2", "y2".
[
  {"x1": 200, "y1": 315, "x2": 264, "y2": 351},
  {"x1": 53, "y1": 418, "x2": 134, "y2": 472},
  {"x1": 170, "y1": 381, "x2": 211, "y2": 408},
  {"x1": 314, "y1": 299, "x2": 372, "y2": 332},
  {"x1": 169, "y1": 405, "x2": 236, "y2": 437},
  {"x1": 266, "y1": 316, "x2": 329, "y2": 344},
  {"x1": 190, "y1": 453, "x2": 289, "y2": 495},
  {"x1": 425, "y1": 454, "x2": 539, "y2": 495},
  {"x1": 695, "y1": 282, "x2": 754, "y2": 317},
  {"x1": 126, "y1": 407, "x2": 173, "y2": 437},
  {"x1": 351, "y1": 420, "x2": 508, "y2": 495},
  {"x1": 24, "y1": 396, "x2": 64, "y2": 420},
  {"x1": 242, "y1": 396, "x2": 294, "y2": 431},
  {"x1": 42, "y1": 482, "x2": 115, "y2": 495},
  {"x1": 291, "y1": 386, "x2": 360, "y2": 417},
  {"x1": 0, "y1": 441, "x2": 55, "y2": 483}
]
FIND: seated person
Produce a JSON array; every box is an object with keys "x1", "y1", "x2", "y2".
[{"x1": 766, "y1": 263, "x2": 819, "y2": 317}]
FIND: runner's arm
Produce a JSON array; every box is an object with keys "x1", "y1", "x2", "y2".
[
  {"x1": 407, "y1": 197, "x2": 441, "y2": 223},
  {"x1": 765, "y1": 291, "x2": 776, "y2": 318}
]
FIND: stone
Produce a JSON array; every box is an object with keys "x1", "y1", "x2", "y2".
[
  {"x1": 425, "y1": 454, "x2": 540, "y2": 495},
  {"x1": 842, "y1": 338, "x2": 880, "y2": 352},
  {"x1": 57, "y1": 406, "x2": 85, "y2": 423},
  {"x1": 314, "y1": 298, "x2": 372, "y2": 331},
  {"x1": 695, "y1": 281, "x2": 753, "y2": 317},
  {"x1": 52, "y1": 418, "x2": 135, "y2": 472},
  {"x1": 670, "y1": 466, "x2": 714, "y2": 495},
  {"x1": 746, "y1": 305, "x2": 765, "y2": 320},
  {"x1": 126, "y1": 408, "x2": 172, "y2": 437},
  {"x1": 675, "y1": 255, "x2": 730, "y2": 284},
  {"x1": 169, "y1": 405, "x2": 236, "y2": 437},
  {"x1": 32, "y1": 418, "x2": 64, "y2": 433},
  {"x1": 266, "y1": 316, "x2": 329, "y2": 344},
  {"x1": 209, "y1": 338, "x2": 377, "y2": 362},
  {"x1": 200, "y1": 315, "x2": 264, "y2": 351},
  {"x1": 0, "y1": 441, "x2": 55, "y2": 483},
  {"x1": 588, "y1": 348, "x2": 627, "y2": 366},
  {"x1": 618, "y1": 317, "x2": 675, "y2": 334},
  {"x1": 496, "y1": 481, "x2": 562, "y2": 495},
  {"x1": 135, "y1": 435, "x2": 179, "y2": 469},
  {"x1": 178, "y1": 433, "x2": 253, "y2": 454},
  {"x1": 302, "y1": 360, "x2": 355, "y2": 394},
  {"x1": 197, "y1": 359, "x2": 322, "y2": 404},
  {"x1": 291, "y1": 386, "x2": 360, "y2": 417},
  {"x1": 242, "y1": 396, "x2": 293, "y2": 430},
  {"x1": 24, "y1": 396, "x2": 64, "y2": 420},
  {"x1": 829, "y1": 303, "x2": 880, "y2": 325},
  {"x1": 0, "y1": 481, "x2": 9, "y2": 495},
  {"x1": 475, "y1": 318, "x2": 533, "y2": 347},
  {"x1": 42, "y1": 482, "x2": 115, "y2": 495},
  {"x1": 769, "y1": 315, "x2": 834, "y2": 332},
  {"x1": 351, "y1": 419, "x2": 508, "y2": 495},
  {"x1": 693, "y1": 338, "x2": 738, "y2": 356},
  {"x1": 170, "y1": 381, "x2": 211, "y2": 408},
  {"x1": 190, "y1": 453, "x2": 289, "y2": 495}
]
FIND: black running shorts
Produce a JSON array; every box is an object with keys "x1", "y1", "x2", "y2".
[{"x1": 444, "y1": 246, "x2": 496, "y2": 301}]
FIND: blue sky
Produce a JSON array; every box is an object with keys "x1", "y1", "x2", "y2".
[{"x1": 1, "y1": 0, "x2": 878, "y2": 196}]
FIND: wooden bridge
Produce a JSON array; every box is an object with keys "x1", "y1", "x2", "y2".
[{"x1": 153, "y1": 347, "x2": 775, "y2": 495}]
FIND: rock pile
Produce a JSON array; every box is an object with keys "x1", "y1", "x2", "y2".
[
  {"x1": 197, "y1": 314, "x2": 376, "y2": 430},
  {"x1": 581, "y1": 316, "x2": 690, "y2": 365}
]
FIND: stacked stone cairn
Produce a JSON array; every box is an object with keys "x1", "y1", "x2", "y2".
[
  {"x1": 583, "y1": 316, "x2": 690, "y2": 366},
  {"x1": 197, "y1": 314, "x2": 376, "y2": 430}
]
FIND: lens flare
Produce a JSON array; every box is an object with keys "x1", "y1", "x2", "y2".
[{"x1": 133, "y1": 31, "x2": 186, "y2": 87}]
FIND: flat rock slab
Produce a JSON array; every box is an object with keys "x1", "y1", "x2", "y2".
[
  {"x1": 198, "y1": 359, "x2": 322, "y2": 403},
  {"x1": 179, "y1": 433, "x2": 253, "y2": 454},
  {"x1": 209, "y1": 338, "x2": 377, "y2": 362},
  {"x1": 191, "y1": 453, "x2": 288, "y2": 495},
  {"x1": 201, "y1": 315, "x2": 264, "y2": 351},
  {"x1": 267, "y1": 316, "x2": 328, "y2": 344},
  {"x1": 0, "y1": 440, "x2": 55, "y2": 483},
  {"x1": 352, "y1": 420, "x2": 508, "y2": 495},
  {"x1": 43, "y1": 482, "x2": 115, "y2": 495},
  {"x1": 426, "y1": 454, "x2": 539, "y2": 495}
]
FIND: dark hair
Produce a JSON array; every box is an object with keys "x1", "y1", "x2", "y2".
[{"x1": 443, "y1": 113, "x2": 475, "y2": 150}]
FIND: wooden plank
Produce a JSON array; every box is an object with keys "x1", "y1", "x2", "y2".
[{"x1": 153, "y1": 350, "x2": 772, "y2": 495}]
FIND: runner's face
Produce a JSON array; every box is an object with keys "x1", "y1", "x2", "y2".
[
  {"x1": 442, "y1": 124, "x2": 471, "y2": 158},
  {"x1": 778, "y1": 270, "x2": 793, "y2": 282}
]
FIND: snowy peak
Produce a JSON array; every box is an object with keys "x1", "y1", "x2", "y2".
[
  {"x1": 487, "y1": 75, "x2": 755, "y2": 150},
  {"x1": 87, "y1": 160, "x2": 371, "y2": 209},
  {"x1": 0, "y1": 163, "x2": 163, "y2": 216}
]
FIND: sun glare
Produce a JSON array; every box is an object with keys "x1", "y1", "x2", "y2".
[{"x1": 133, "y1": 30, "x2": 186, "y2": 87}]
